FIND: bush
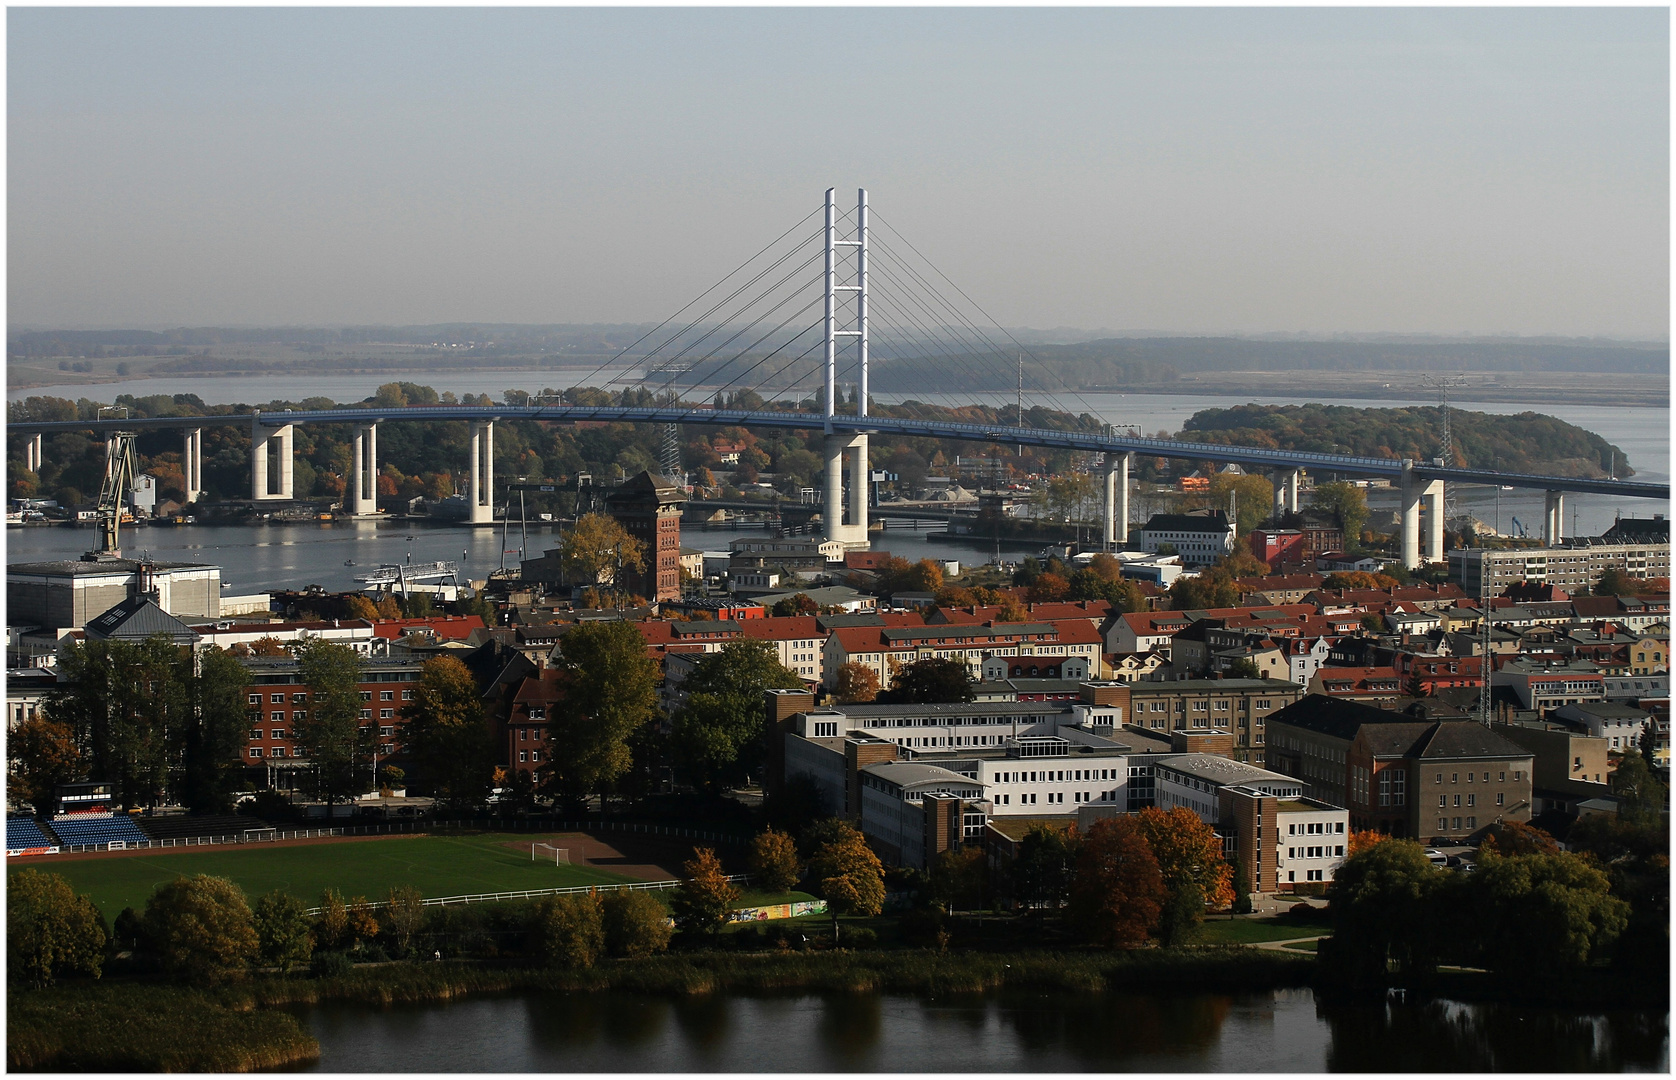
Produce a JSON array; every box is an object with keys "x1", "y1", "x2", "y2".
[
  {"x1": 8, "y1": 869, "x2": 107, "y2": 987},
  {"x1": 528, "y1": 894, "x2": 604, "y2": 969},
  {"x1": 1288, "y1": 902, "x2": 1319, "y2": 919},
  {"x1": 839, "y1": 925, "x2": 878, "y2": 949},
  {"x1": 311, "y1": 950, "x2": 354, "y2": 979},
  {"x1": 601, "y1": 891, "x2": 673, "y2": 958},
  {"x1": 142, "y1": 875, "x2": 258, "y2": 983},
  {"x1": 252, "y1": 892, "x2": 314, "y2": 972}
]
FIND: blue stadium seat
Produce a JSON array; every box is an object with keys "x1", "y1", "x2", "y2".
[
  {"x1": 6, "y1": 817, "x2": 56, "y2": 849},
  {"x1": 49, "y1": 816, "x2": 150, "y2": 846}
]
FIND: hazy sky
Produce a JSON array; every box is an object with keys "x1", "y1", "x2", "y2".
[{"x1": 8, "y1": 7, "x2": 1669, "y2": 337}]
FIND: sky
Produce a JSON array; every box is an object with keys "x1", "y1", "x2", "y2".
[{"x1": 7, "y1": 7, "x2": 1669, "y2": 338}]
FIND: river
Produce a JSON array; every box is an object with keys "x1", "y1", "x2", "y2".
[{"x1": 289, "y1": 987, "x2": 1668, "y2": 1072}]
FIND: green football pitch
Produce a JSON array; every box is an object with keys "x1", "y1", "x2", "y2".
[{"x1": 10, "y1": 833, "x2": 638, "y2": 920}]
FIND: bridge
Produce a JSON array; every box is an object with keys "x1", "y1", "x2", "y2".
[{"x1": 10, "y1": 189, "x2": 1667, "y2": 570}]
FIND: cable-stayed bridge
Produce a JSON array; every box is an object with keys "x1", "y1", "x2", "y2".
[{"x1": 10, "y1": 189, "x2": 1666, "y2": 570}]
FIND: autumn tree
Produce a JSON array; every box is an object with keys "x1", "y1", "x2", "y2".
[
  {"x1": 8, "y1": 869, "x2": 107, "y2": 988},
  {"x1": 1478, "y1": 820, "x2": 1561, "y2": 857},
  {"x1": 671, "y1": 847, "x2": 739, "y2": 936},
  {"x1": 1067, "y1": 817, "x2": 1166, "y2": 947},
  {"x1": 672, "y1": 639, "x2": 802, "y2": 791},
  {"x1": 834, "y1": 661, "x2": 880, "y2": 704},
  {"x1": 549, "y1": 619, "x2": 660, "y2": 797},
  {"x1": 750, "y1": 828, "x2": 804, "y2": 893},
  {"x1": 1136, "y1": 807, "x2": 1234, "y2": 944},
  {"x1": 342, "y1": 594, "x2": 380, "y2": 620},
  {"x1": 559, "y1": 512, "x2": 645, "y2": 597},
  {"x1": 770, "y1": 593, "x2": 819, "y2": 617},
  {"x1": 808, "y1": 821, "x2": 885, "y2": 943},
  {"x1": 293, "y1": 639, "x2": 374, "y2": 807},
  {"x1": 1323, "y1": 571, "x2": 1402, "y2": 591},
  {"x1": 400, "y1": 655, "x2": 494, "y2": 808},
  {"x1": 528, "y1": 893, "x2": 605, "y2": 969},
  {"x1": 6, "y1": 713, "x2": 84, "y2": 812},
  {"x1": 1025, "y1": 572, "x2": 1070, "y2": 604},
  {"x1": 143, "y1": 875, "x2": 259, "y2": 982},
  {"x1": 383, "y1": 886, "x2": 425, "y2": 957},
  {"x1": 314, "y1": 889, "x2": 349, "y2": 950}
]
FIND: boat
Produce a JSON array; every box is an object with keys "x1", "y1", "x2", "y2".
[
  {"x1": 344, "y1": 559, "x2": 356, "y2": 566},
  {"x1": 405, "y1": 535, "x2": 416, "y2": 541}
]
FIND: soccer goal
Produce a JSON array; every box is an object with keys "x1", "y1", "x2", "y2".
[{"x1": 531, "y1": 843, "x2": 570, "y2": 865}]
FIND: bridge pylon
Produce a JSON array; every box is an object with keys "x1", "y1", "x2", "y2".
[{"x1": 823, "y1": 186, "x2": 871, "y2": 549}]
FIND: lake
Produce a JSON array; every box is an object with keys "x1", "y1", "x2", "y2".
[{"x1": 290, "y1": 987, "x2": 1669, "y2": 1072}]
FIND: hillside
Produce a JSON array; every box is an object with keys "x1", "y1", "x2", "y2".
[{"x1": 1179, "y1": 403, "x2": 1631, "y2": 478}]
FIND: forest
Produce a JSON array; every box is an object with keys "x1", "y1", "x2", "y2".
[{"x1": 1179, "y1": 403, "x2": 1631, "y2": 479}]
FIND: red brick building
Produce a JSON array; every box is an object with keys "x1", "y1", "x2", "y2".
[
  {"x1": 239, "y1": 652, "x2": 425, "y2": 787},
  {"x1": 606, "y1": 471, "x2": 686, "y2": 602}
]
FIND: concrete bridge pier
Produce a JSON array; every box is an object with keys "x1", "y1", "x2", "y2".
[
  {"x1": 469, "y1": 422, "x2": 495, "y2": 524},
  {"x1": 183, "y1": 428, "x2": 202, "y2": 504},
  {"x1": 24, "y1": 433, "x2": 42, "y2": 474},
  {"x1": 1400, "y1": 463, "x2": 1445, "y2": 569},
  {"x1": 1543, "y1": 490, "x2": 1564, "y2": 545},
  {"x1": 349, "y1": 423, "x2": 379, "y2": 516},
  {"x1": 823, "y1": 432, "x2": 870, "y2": 548},
  {"x1": 1102, "y1": 451, "x2": 1131, "y2": 549},
  {"x1": 250, "y1": 417, "x2": 294, "y2": 500},
  {"x1": 1269, "y1": 468, "x2": 1301, "y2": 517}
]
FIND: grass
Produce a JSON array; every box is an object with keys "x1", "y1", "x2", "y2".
[
  {"x1": 12, "y1": 833, "x2": 638, "y2": 919},
  {"x1": 1195, "y1": 916, "x2": 1333, "y2": 945},
  {"x1": 1282, "y1": 941, "x2": 1320, "y2": 953}
]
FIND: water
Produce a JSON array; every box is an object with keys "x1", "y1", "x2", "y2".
[
  {"x1": 3, "y1": 520, "x2": 1001, "y2": 595},
  {"x1": 290, "y1": 987, "x2": 1668, "y2": 1072}
]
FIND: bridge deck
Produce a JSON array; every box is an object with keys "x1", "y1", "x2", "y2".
[{"x1": 8, "y1": 404, "x2": 1665, "y2": 500}]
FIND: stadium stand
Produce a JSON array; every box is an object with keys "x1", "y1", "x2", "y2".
[
  {"x1": 48, "y1": 814, "x2": 151, "y2": 847},
  {"x1": 135, "y1": 815, "x2": 272, "y2": 842},
  {"x1": 7, "y1": 817, "x2": 59, "y2": 851}
]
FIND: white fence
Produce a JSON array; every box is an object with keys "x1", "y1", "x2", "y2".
[{"x1": 301, "y1": 874, "x2": 754, "y2": 916}]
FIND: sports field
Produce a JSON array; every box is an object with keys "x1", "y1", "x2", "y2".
[{"x1": 10, "y1": 833, "x2": 638, "y2": 919}]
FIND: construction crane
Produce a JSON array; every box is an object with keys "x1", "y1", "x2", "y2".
[{"x1": 93, "y1": 407, "x2": 138, "y2": 557}]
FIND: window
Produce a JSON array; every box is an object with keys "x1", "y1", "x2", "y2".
[
  {"x1": 291, "y1": 693, "x2": 306, "y2": 703},
  {"x1": 1439, "y1": 795, "x2": 1447, "y2": 808},
  {"x1": 380, "y1": 691, "x2": 395, "y2": 701},
  {"x1": 249, "y1": 728, "x2": 263, "y2": 740},
  {"x1": 1496, "y1": 792, "x2": 1504, "y2": 806},
  {"x1": 379, "y1": 726, "x2": 394, "y2": 737},
  {"x1": 1451, "y1": 773, "x2": 1458, "y2": 784},
  {"x1": 1452, "y1": 817, "x2": 1461, "y2": 830},
  {"x1": 271, "y1": 711, "x2": 284, "y2": 722},
  {"x1": 531, "y1": 750, "x2": 541, "y2": 763},
  {"x1": 250, "y1": 748, "x2": 262, "y2": 758},
  {"x1": 402, "y1": 690, "x2": 414, "y2": 701},
  {"x1": 1499, "y1": 771, "x2": 1506, "y2": 782},
  {"x1": 267, "y1": 693, "x2": 282, "y2": 703},
  {"x1": 294, "y1": 710, "x2": 306, "y2": 721},
  {"x1": 519, "y1": 751, "x2": 527, "y2": 762},
  {"x1": 1392, "y1": 771, "x2": 1405, "y2": 806},
  {"x1": 359, "y1": 709, "x2": 373, "y2": 719},
  {"x1": 1466, "y1": 816, "x2": 1476, "y2": 829},
  {"x1": 248, "y1": 694, "x2": 262, "y2": 705},
  {"x1": 379, "y1": 709, "x2": 393, "y2": 719},
  {"x1": 271, "y1": 729, "x2": 285, "y2": 740},
  {"x1": 1335, "y1": 846, "x2": 1344, "y2": 856},
  {"x1": 1466, "y1": 794, "x2": 1475, "y2": 808},
  {"x1": 1438, "y1": 818, "x2": 1448, "y2": 832},
  {"x1": 1435, "y1": 772, "x2": 1443, "y2": 784},
  {"x1": 1453, "y1": 794, "x2": 1461, "y2": 807},
  {"x1": 360, "y1": 691, "x2": 372, "y2": 701}
]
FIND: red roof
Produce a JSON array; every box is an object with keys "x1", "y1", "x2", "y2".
[{"x1": 371, "y1": 615, "x2": 486, "y2": 640}]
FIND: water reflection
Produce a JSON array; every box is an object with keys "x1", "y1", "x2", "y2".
[{"x1": 298, "y1": 987, "x2": 1668, "y2": 1073}]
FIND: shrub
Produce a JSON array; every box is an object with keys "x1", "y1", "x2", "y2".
[
  {"x1": 252, "y1": 891, "x2": 314, "y2": 972},
  {"x1": 8, "y1": 869, "x2": 106, "y2": 988},
  {"x1": 311, "y1": 950, "x2": 354, "y2": 978},
  {"x1": 839, "y1": 925, "x2": 878, "y2": 949},
  {"x1": 601, "y1": 891, "x2": 673, "y2": 958},
  {"x1": 528, "y1": 894, "x2": 604, "y2": 969},
  {"x1": 315, "y1": 889, "x2": 348, "y2": 950},
  {"x1": 1288, "y1": 902, "x2": 1319, "y2": 920},
  {"x1": 383, "y1": 886, "x2": 424, "y2": 958},
  {"x1": 142, "y1": 875, "x2": 258, "y2": 983}
]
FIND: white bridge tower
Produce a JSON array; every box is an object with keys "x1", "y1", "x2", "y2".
[{"x1": 823, "y1": 187, "x2": 871, "y2": 549}]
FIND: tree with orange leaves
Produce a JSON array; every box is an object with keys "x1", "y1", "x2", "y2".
[
  {"x1": 1067, "y1": 816, "x2": 1166, "y2": 947},
  {"x1": 1347, "y1": 829, "x2": 1388, "y2": 857},
  {"x1": 1479, "y1": 820, "x2": 1561, "y2": 857},
  {"x1": 1137, "y1": 806, "x2": 1234, "y2": 943}
]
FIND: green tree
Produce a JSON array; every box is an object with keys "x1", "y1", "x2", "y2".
[
  {"x1": 928, "y1": 846, "x2": 988, "y2": 915},
  {"x1": 1309, "y1": 481, "x2": 1369, "y2": 547},
  {"x1": 1066, "y1": 816, "x2": 1166, "y2": 947},
  {"x1": 1011, "y1": 824, "x2": 1076, "y2": 912},
  {"x1": 671, "y1": 847, "x2": 739, "y2": 937},
  {"x1": 550, "y1": 619, "x2": 660, "y2": 797},
  {"x1": 1225, "y1": 658, "x2": 1262, "y2": 680},
  {"x1": 808, "y1": 821, "x2": 885, "y2": 943},
  {"x1": 315, "y1": 888, "x2": 349, "y2": 951},
  {"x1": 142, "y1": 875, "x2": 259, "y2": 982},
  {"x1": 400, "y1": 655, "x2": 494, "y2": 808},
  {"x1": 382, "y1": 885, "x2": 425, "y2": 957},
  {"x1": 1322, "y1": 839, "x2": 1444, "y2": 985},
  {"x1": 8, "y1": 869, "x2": 106, "y2": 987},
  {"x1": 1468, "y1": 850, "x2": 1629, "y2": 977},
  {"x1": 878, "y1": 657, "x2": 975, "y2": 704},
  {"x1": 600, "y1": 890, "x2": 673, "y2": 958},
  {"x1": 1168, "y1": 569, "x2": 1240, "y2": 611},
  {"x1": 750, "y1": 827, "x2": 804, "y2": 893},
  {"x1": 179, "y1": 647, "x2": 254, "y2": 814},
  {"x1": 770, "y1": 593, "x2": 819, "y2": 617},
  {"x1": 46, "y1": 635, "x2": 185, "y2": 809},
  {"x1": 251, "y1": 891, "x2": 314, "y2": 972},
  {"x1": 672, "y1": 639, "x2": 802, "y2": 791},
  {"x1": 1610, "y1": 749, "x2": 1666, "y2": 824},
  {"x1": 1208, "y1": 471, "x2": 1276, "y2": 534},
  {"x1": 293, "y1": 639, "x2": 374, "y2": 808},
  {"x1": 1593, "y1": 567, "x2": 1637, "y2": 596},
  {"x1": 527, "y1": 892, "x2": 605, "y2": 969}
]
